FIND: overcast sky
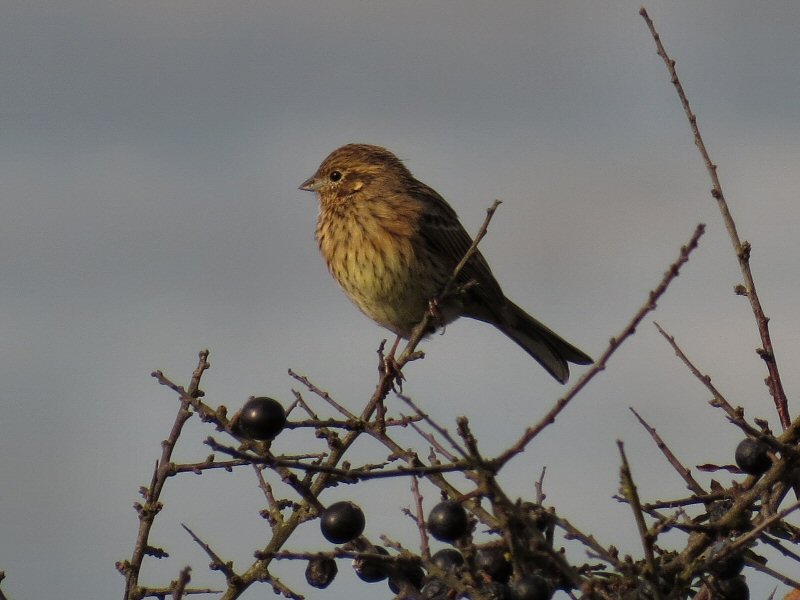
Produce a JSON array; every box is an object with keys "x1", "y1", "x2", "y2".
[{"x1": 1, "y1": 2, "x2": 799, "y2": 599}]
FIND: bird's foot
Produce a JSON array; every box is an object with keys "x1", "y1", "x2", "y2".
[
  {"x1": 378, "y1": 336, "x2": 405, "y2": 391},
  {"x1": 382, "y1": 354, "x2": 405, "y2": 392}
]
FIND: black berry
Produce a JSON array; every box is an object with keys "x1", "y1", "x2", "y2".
[
  {"x1": 431, "y1": 548, "x2": 464, "y2": 573},
  {"x1": 475, "y1": 545, "x2": 513, "y2": 583},
  {"x1": 427, "y1": 500, "x2": 469, "y2": 543},
  {"x1": 238, "y1": 397, "x2": 286, "y2": 440},
  {"x1": 510, "y1": 575, "x2": 552, "y2": 600},
  {"x1": 388, "y1": 562, "x2": 425, "y2": 594},
  {"x1": 305, "y1": 556, "x2": 337, "y2": 589},
  {"x1": 320, "y1": 501, "x2": 365, "y2": 544},
  {"x1": 715, "y1": 576, "x2": 749, "y2": 600},
  {"x1": 353, "y1": 546, "x2": 389, "y2": 583},
  {"x1": 734, "y1": 438, "x2": 771, "y2": 475},
  {"x1": 708, "y1": 541, "x2": 745, "y2": 579}
]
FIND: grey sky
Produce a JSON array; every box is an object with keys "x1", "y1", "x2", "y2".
[{"x1": 1, "y1": 2, "x2": 799, "y2": 599}]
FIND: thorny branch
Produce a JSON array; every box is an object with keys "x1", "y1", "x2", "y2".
[
  {"x1": 120, "y1": 350, "x2": 210, "y2": 600},
  {"x1": 493, "y1": 223, "x2": 705, "y2": 469},
  {"x1": 640, "y1": 7, "x2": 790, "y2": 429}
]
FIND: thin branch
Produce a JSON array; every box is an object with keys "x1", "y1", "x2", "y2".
[
  {"x1": 410, "y1": 476, "x2": 430, "y2": 559},
  {"x1": 640, "y1": 7, "x2": 790, "y2": 429},
  {"x1": 629, "y1": 407, "x2": 706, "y2": 496},
  {"x1": 396, "y1": 393, "x2": 468, "y2": 459},
  {"x1": 688, "y1": 499, "x2": 800, "y2": 580},
  {"x1": 181, "y1": 523, "x2": 239, "y2": 582},
  {"x1": 253, "y1": 464, "x2": 289, "y2": 530},
  {"x1": 653, "y1": 322, "x2": 740, "y2": 421},
  {"x1": 761, "y1": 534, "x2": 800, "y2": 564},
  {"x1": 205, "y1": 437, "x2": 471, "y2": 480},
  {"x1": 407, "y1": 418, "x2": 460, "y2": 463},
  {"x1": 654, "y1": 323, "x2": 793, "y2": 456},
  {"x1": 745, "y1": 557, "x2": 800, "y2": 591},
  {"x1": 171, "y1": 566, "x2": 191, "y2": 600},
  {"x1": 283, "y1": 414, "x2": 422, "y2": 431},
  {"x1": 618, "y1": 441, "x2": 662, "y2": 600},
  {"x1": 124, "y1": 350, "x2": 210, "y2": 600},
  {"x1": 289, "y1": 389, "x2": 319, "y2": 420},
  {"x1": 642, "y1": 491, "x2": 727, "y2": 512},
  {"x1": 494, "y1": 224, "x2": 705, "y2": 468},
  {"x1": 553, "y1": 511, "x2": 623, "y2": 569},
  {"x1": 288, "y1": 369, "x2": 357, "y2": 420},
  {"x1": 134, "y1": 585, "x2": 220, "y2": 599},
  {"x1": 535, "y1": 467, "x2": 547, "y2": 504},
  {"x1": 167, "y1": 457, "x2": 251, "y2": 475},
  {"x1": 264, "y1": 573, "x2": 304, "y2": 600}
]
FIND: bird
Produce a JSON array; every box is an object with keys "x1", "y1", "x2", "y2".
[{"x1": 299, "y1": 143, "x2": 592, "y2": 383}]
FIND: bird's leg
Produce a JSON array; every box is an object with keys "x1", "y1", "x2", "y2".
[{"x1": 388, "y1": 334, "x2": 403, "y2": 359}]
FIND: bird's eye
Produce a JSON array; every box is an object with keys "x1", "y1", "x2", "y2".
[{"x1": 329, "y1": 170, "x2": 342, "y2": 182}]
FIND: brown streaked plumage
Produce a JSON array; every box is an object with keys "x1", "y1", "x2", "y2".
[{"x1": 299, "y1": 143, "x2": 592, "y2": 383}]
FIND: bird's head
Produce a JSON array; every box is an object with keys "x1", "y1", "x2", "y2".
[{"x1": 299, "y1": 143, "x2": 412, "y2": 205}]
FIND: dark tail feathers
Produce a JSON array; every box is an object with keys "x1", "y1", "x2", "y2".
[{"x1": 497, "y1": 300, "x2": 592, "y2": 384}]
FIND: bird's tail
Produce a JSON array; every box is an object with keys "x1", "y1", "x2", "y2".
[{"x1": 497, "y1": 300, "x2": 593, "y2": 384}]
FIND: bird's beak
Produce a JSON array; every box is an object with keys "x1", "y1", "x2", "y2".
[{"x1": 299, "y1": 176, "x2": 322, "y2": 192}]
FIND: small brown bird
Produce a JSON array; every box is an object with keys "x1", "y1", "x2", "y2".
[{"x1": 300, "y1": 144, "x2": 592, "y2": 383}]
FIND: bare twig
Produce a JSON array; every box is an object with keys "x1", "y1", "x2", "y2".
[
  {"x1": 640, "y1": 7, "x2": 790, "y2": 429},
  {"x1": 688, "y1": 499, "x2": 800, "y2": 580},
  {"x1": 181, "y1": 523, "x2": 239, "y2": 582},
  {"x1": 552, "y1": 511, "x2": 623, "y2": 569},
  {"x1": 133, "y1": 584, "x2": 220, "y2": 599},
  {"x1": 123, "y1": 350, "x2": 210, "y2": 600},
  {"x1": 746, "y1": 555, "x2": 800, "y2": 589},
  {"x1": 410, "y1": 477, "x2": 430, "y2": 559},
  {"x1": 760, "y1": 534, "x2": 800, "y2": 564},
  {"x1": 535, "y1": 467, "x2": 547, "y2": 504},
  {"x1": 205, "y1": 437, "x2": 471, "y2": 480},
  {"x1": 408, "y1": 418, "x2": 460, "y2": 463},
  {"x1": 494, "y1": 224, "x2": 705, "y2": 468},
  {"x1": 654, "y1": 323, "x2": 791, "y2": 453},
  {"x1": 618, "y1": 441, "x2": 662, "y2": 600},
  {"x1": 166, "y1": 457, "x2": 251, "y2": 475},
  {"x1": 288, "y1": 369, "x2": 357, "y2": 420},
  {"x1": 289, "y1": 389, "x2": 319, "y2": 420},
  {"x1": 630, "y1": 407, "x2": 706, "y2": 496},
  {"x1": 171, "y1": 566, "x2": 191, "y2": 600},
  {"x1": 397, "y1": 393, "x2": 468, "y2": 459},
  {"x1": 642, "y1": 492, "x2": 727, "y2": 512},
  {"x1": 653, "y1": 322, "x2": 740, "y2": 421}
]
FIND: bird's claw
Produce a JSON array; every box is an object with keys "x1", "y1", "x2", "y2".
[
  {"x1": 381, "y1": 355, "x2": 405, "y2": 391},
  {"x1": 377, "y1": 336, "x2": 405, "y2": 390}
]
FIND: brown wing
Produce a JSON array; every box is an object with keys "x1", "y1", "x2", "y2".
[{"x1": 409, "y1": 180, "x2": 506, "y2": 319}]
